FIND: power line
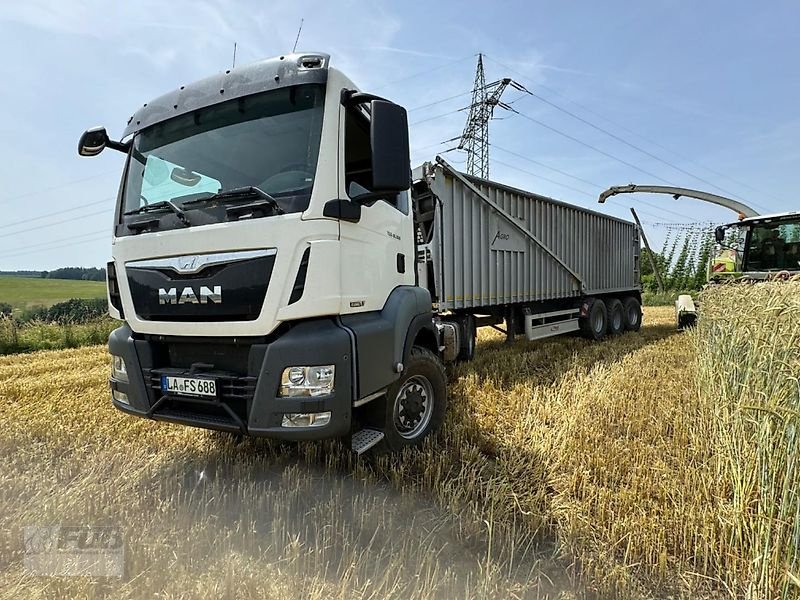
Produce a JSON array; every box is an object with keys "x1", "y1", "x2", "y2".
[
  {"x1": 492, "y1": 144, "x2": 699, "y2": 222},
  {"x1": 483, "y1": 54, "x2": 779, "y2": 210},
  {"x1": 492, "y1": 144, "x2": 603, "y2": 189},
  {"x1": 1, "y1": 208, "x2": 110, "y2": 239},
  {"x1": 407, "y1": 91, "x2": 471, "y2": 113},
  {"x1": 0, "y1": 228, "x2": 108, "y2": 256},
  {"x1": 0, "y1": 233, "x2": 109, "y2": 260},
  {"x1": 492, "y1": 157, "x2": 598, "y2": 199},
  {"x1": 411, "y1": 140, "x2": 452, "y2": 154},
  {"x1": 0, "y1": 170, "x2": 118, "y2": 206},
  {"x1": 409, "y1": 108, "x2": 465, "y2": 127},
  {"x1": 0, "y1": 198, "x2": 113, "y2": 231},
  {"x1": 509, "y1": 107, "x2": 677, "y2": 186},
  {"x1": 492, "y1": 157, "x2": 673, "y2": 223},
  {"x1": 370, "y1": 54, "x2": 475, "y2": 92},
  {"x1": 492, "y1": 149, "x2": 685, "y2": 224},
  {"x1": 529, "y1": 81, "x2": 784, "y2": 208},
  {"x1": 513, "y1": 88, "x2": 767, "y2": 208}
]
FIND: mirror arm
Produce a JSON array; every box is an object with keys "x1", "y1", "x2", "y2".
[
  {"x1": 340, "y1": 89, "x2": 391, "y2": 107},
  {"x1": 107, "y1": 139, "x2": 131, "y2": 154}
]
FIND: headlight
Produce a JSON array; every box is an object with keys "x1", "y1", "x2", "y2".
[
  {"x1": 111, "y1": 355, "x2": 128, "y2": 383},
  {"x1": 279, "y1": 365, "x2": 335, "y2": 397}
]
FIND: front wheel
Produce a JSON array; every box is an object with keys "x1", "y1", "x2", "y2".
[{"x1": 382, "y1": 346, "x2": 447, "y2": 451}]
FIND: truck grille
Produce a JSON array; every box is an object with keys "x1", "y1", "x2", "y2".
[{"x1": 125, "y1": 249, "x2": 276, "y2": 322}]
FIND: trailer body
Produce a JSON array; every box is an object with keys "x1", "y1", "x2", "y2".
[{"x1": 419, "y1": 161, "x2": 639, "y2": 311}]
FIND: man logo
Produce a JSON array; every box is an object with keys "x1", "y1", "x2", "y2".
[
  {"x1": 179, "y1": 256, "x2": 198, "y2": 271},
  {"x1": 159, "y1": 286, "x2": 222, "y2": 305}
]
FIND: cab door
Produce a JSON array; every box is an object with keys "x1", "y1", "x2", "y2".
[{"x1": 337, "y1": 98, "x2": 415, "y2": 314}]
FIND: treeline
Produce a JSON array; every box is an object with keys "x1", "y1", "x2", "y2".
[{"x1": 0, "y1": 267, "x2": 106, "y2": 281}]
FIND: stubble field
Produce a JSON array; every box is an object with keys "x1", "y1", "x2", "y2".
[{"x1": 1, "y1": 286, "x2": 797, "y2": 598}]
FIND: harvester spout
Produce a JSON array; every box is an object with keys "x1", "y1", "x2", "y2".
[{"x1": 598, "y1": 184, "x2": 759, "y2": 219}]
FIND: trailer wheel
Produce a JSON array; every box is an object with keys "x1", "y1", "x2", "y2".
[
  {"x1": 622, "y1": 296, "x2": 642, "y2": 331},
  {"x1": 607, "y1": 299, "x2": 625, "y2": 335},
  {"x1": 382, "y1": 346, "x2": 447, "y2": 451},
  {"x1": 457, "y1": 314, "x2": 476, "y2": 361},
  {"x1": 580, "y1": 298, "x2": 608, "y2": 341}
]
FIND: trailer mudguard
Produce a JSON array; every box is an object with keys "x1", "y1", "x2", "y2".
[{"x1": 340, "y1": 286, "x2": 436, "y2": 399}]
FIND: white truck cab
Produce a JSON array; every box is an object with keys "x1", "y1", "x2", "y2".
[{"x1": 82, "y1": 53, "x2": 444, "y2": 453}]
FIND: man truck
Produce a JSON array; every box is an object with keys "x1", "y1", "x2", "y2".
[{"x1": 79, "y1": 52, "x2": 642, "y2": 454}]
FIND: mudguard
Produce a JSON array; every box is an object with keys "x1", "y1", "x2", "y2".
[{"x1": 340, "y1": 286, "x2": 436, "y2": 399}]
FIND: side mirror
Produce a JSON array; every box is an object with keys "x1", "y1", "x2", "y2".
[
  {"x1": 78, "y1": 126, "x2": 110, "y2": 157},
  {"x1": 714, "y1": 226, "x2": 726, "y2": 243},
  {"x1": 370, "y1": 100, "x2": 410, "y2": 192}
]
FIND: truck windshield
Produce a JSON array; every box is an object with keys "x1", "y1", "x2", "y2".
[
  {"x1": 744, "y1": 219, "x2": 800, "y2": 271},
  {"x1": 121, "y1": 83, "x2": 325, "y2": 230}
]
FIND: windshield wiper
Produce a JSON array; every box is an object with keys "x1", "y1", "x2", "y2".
[
  {"x1": 182, "y1": 186, "x2": 285, "y2": 215},
  {"x1": 124, "y1": 199, "x2": 191, "y2": 227}
]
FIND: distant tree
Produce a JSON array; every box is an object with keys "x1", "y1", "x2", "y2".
[
  {"x1": 693, "y1": 229, "x2": 715, "y2": 289},
  {"x1": 47, "y1": 267, "x2": 106, "y2": 282},
  {"x1": 640, "y1": 248, "x2": 667, "y2": 278}
]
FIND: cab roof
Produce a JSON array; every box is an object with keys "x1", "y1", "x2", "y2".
[
  {"x1": 122, "y1": 53, "x2": 330, "y2": 139},
  {"x1": 732, "y1": 211, "x2": 800, "y2": 226}
]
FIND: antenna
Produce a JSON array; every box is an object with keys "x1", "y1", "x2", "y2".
[
  {"x1": 232, "y1": 42, "x2": 237, "y2": 69},
  {"x1": 457, "y1": 53, "x2": 526, "y2": 179},
  {"x1": 292, "y1": 19, "x2": 304, "y2": 53}
]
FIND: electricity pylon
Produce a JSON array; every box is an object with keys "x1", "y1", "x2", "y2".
[{"x1": 457, "y1": 54, "x2": 527, "y2": 179}]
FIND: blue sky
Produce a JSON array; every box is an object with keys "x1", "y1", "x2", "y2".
[{"x1": 0, "y1": 0, "x2": 797, "y2": 270}]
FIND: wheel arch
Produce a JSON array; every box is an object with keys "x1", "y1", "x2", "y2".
[{"x1": 340, "y1": 286, "x2": 436, "y2": 399}]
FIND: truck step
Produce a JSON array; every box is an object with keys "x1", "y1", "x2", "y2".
[{"x1": 351, "y1": 428, "x2": 384, "y2": 454}]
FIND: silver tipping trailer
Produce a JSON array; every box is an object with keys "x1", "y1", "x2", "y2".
[{"x1": 413, "y1": 157, "x2": 642, "y2": 357}]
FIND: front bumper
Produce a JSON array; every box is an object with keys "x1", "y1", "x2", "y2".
[{"x1": 108, "y1": 319, "x2": 353, "y2": 440}]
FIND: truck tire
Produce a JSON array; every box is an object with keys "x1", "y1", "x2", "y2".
[
  {"x1": 607, "y1": 298, "x2": 625, "y2": 335},
  {"x1": 580, "y1": 298, "x2": 608, "y2": 341},
  {"x1": 457, "y1": 314, "x2": 476, "y2": 361},
  {"x1": 382, "y1": 346, "x2": 447, "y2": 451},
  {"x1": 622, "y1": 296, "x2": 642, "y2": 331}
]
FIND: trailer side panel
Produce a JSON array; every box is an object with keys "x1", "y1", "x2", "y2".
[{"x1": 425, "y1": 162, "x2": 640, "y2": 311}]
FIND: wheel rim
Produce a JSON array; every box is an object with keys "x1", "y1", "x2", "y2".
[
  {"x1": 592, "y1": 310, "x2": 604, "y2": 334},
  {"x1": 627, "y1": 305, "x2": 638, "y2": 326},
  {"x1": 613, "y1": 310, "x2": 623, "y2": 331},
  {"x1": 393, "y1": 375, "x2": 435, "y2": 439}
]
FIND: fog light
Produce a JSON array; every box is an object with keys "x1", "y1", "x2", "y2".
[
  {"x1": 112, "y1": 389, "x2": 129, "y2": 405},
  {"x1": 111, "y1": 355, "x2": 128, "y2": 383},
  {"x1": 281, "y1": 411, "x2": 332, "y2": 428},
  {"x1": 279, "y1": 365, "x2": 335, "y2": 397}
]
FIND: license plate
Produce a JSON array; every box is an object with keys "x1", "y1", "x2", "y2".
[{"x1": 161, "y1": 375, "x2": 217, "y2": 398}]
